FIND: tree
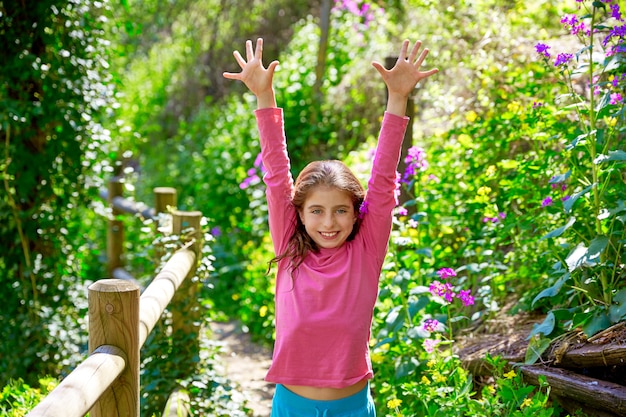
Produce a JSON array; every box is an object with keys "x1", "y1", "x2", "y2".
[{"x1": 0, "y1": 0, "x2": 114, "y2": 382}]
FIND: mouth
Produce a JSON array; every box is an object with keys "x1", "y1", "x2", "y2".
[{"x1": 319, "y1": 231, "x2": 339, "y2": 239}]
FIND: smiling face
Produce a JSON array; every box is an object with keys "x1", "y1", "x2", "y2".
[{"x1": 298, "y1": 186, "x2": 357, "y2": 249}]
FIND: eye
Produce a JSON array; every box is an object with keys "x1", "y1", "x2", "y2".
[
  {"x1": 336, "y1": 208, "x2": 348, "y2": 214},
  {"x1": 311, "y1": 209, "x2": 322, "y2": 215}
]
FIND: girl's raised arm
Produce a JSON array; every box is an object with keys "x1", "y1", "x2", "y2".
[
  {"x1": 223, "y1": 38, "x2": 279, "y2": 109},
  {"x1": 372, "y1": 39, "x2": 438, "y2": 117}
]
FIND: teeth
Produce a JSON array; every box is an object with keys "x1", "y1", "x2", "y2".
[{"x1": 321, "y1": 232, "x2": 336, "y2": 237}]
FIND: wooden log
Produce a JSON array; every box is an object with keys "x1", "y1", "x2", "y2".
[
  {"x1": 26, "y1": 345, "x2": 126, "y2": 417},
  {"x1": 521, "y1": 365, "x2": 626, "y2": 417},
  {"x1": 556, "y1": 343, "x2": 626, "y2": 368},
  {"x1": 110, "y1": 195, "x2": 155, "y2": 219},
  {"x1": 162, "y1": 388, "x2": 190, "y2": 417},
  {"x1": 171, "y1": 210, "x2": 203, "y2": 378},
  {"x1": 138, "y1": 248, "x2": 196, "y2": 348},
  {"x1": 89, "y1": 279, "x2": 140, "y2": 417},
  {"x1": 100, "y1": 188, "x2": 157, "y2": 219}
]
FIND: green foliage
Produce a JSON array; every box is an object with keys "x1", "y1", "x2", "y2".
[
  {"x1": 0, "y1": 0, "x2": 115, "y2": 383},
  {"x1": 0, "y1": 377, "x2": 58, "y2": 416},
  {"x1": 377, "y1": 354, "x2": 564, "y2": 417}
]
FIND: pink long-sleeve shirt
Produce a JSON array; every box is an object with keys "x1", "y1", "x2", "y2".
[{"x1": 256, "y1": 107, "x2": 408, "y2": 388}]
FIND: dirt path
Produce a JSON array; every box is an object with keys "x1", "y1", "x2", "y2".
[{"x1": 210, "y1": 321, "x2": 274, "y2": 417}]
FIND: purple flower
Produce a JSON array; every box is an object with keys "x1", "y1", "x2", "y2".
[
  {"x1": 610, "y1": 92, "x2": 623, "y2": 104},
  {"x1": 397, "y1": 206, "x2": 408, "y2": 216},
  {"x1": 554, "y1": 53, "x2": 574, "y2": 67},
  {"x1": 429, "y1": 280, "x2": 453, "y2": 299},
  {"x1": 359, "y1": 200, "x2": 369, "y2": 218},
  {"x1": 239, "y1": 174, "x2": 260, "y2": 189},
  {"x1": 210, "y1": 226, "x2": 222, "y2": 237},
  {"x1": 437, "y1": 267, "x2": 457, "y2": 280},
  {"x1": 459, "y1": 289, "x2": 475, "y2": 306},
  {"x1": 535, "y1": 43, "x2": 551, "y2": 59},
  {"x1": 423, "y1": 319, "x2": 440, "y2": 333},
  {"x1": 402, "y1": 146, "x2": 429, "y2": 183},
  {"x1": 407, "y1": 218, "x2": 418, "y2": 228},
  {"x1": 542, "y1": 196, "x2": 553, "y2": 207},
  {"x1": 533, "y1": 101, "x2": 544, "y2": 109},
  {"x1": 611, "y1": 4, "x2": 623, "y2": 22}
]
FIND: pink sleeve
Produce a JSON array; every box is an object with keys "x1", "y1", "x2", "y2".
[
  {"x1": 360, "y1": 112, "x2": 409, "y2": 263},
  {"x1": 255, "y1": 108, "x2": 297, "y2": 255}
]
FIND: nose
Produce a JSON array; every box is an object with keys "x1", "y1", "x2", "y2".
[{"x1": 322, "y1": 213, "x2": 334, "y2": 228}]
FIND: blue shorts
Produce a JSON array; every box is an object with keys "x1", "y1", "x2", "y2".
[{"x1": 270, "y1": 383, "x2": 376, "y2": 417}]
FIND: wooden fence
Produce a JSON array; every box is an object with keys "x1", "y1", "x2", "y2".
[{"x1": 27, "y1": 177, "x2": 203, "y2": 417}]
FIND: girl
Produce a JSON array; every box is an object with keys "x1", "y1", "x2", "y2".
[{"x1": 224, "y1": 38, "x2": 437, "y2": 417}]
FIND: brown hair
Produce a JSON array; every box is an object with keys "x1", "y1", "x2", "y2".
[{"x1": 269, "y1": 160, "x2": 365, "y2": 273}]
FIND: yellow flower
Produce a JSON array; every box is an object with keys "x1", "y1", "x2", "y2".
[
  {"x1": 457, "y1": 133, "x2": 474, "y2": 148},
  {"x1": 433, "y1": 372, "x2": 447, "y2": 383},
  {"x1": 387, "y1": 398, "x2": 403, "y2": 409},
  {"x1": 465, "y1": 110, "x2": 478, "y2": 122},
  {"x1": 259, "y1": 305, "x2": 268, "y2": 318},
  {"x1": 427, "y1": 360, "x2": 436, "y2": 368},
  {"x1": 605, "y1": 116, "x2": 618, "y2": 127},
  {"x1": 477, "y1": 186, "x2": 491, "y2": 196},
  {"x1": 507, "y1": 101, "x2": 522, "y2": 113},
  {"x1": 521, "y1": 398, "x2": 533, "y2": 408},
  {"x1": 421, "y1": 375, "x2": 431, "y2": 385},
  {"x1": 486, "y1": 385, "x2": 496, "y2": 395},
  {"x1": 370, "y1": 352, "x2": 384, "y2": 364},
  {"x1": 485, "y1": 165, "x2": 497, "y2": 177},
  {"x1": 504, "y1": 370, "x2": 517, "y2": 379}
]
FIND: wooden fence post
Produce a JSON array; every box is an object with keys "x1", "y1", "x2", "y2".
[
  {"x1": 107, "y1": 177, "x2": 124, "y2": 275},
  {"x1": 154, "y1": 187, "x2": 177, "y2": 215},
  {"x1": 89, "y1": 279, "x2": 140, "y2": 417},
  {"x1": 171, "y1": 210, "x2": 203, "y2": 377}
]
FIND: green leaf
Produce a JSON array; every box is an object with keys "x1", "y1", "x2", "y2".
[
  {"x1": 395, "y1": 356, "x2": 419, "y2": 379},
  {"x1": 594, "y1": 150, "x2": 626, "y2": 164},
  {"x1": 582, "y1": 311, "x2": 611, "y2": 337},
  {"x1": 385, "y1": 306, "x2": 406, "y2": 332},
  {"x1": 609, "y1": 289, "x2": 626, "y2": 322},
  {"x1": 540, "y1": 217, "x2": 575, "y2": 240},
  {"x1": 565, "y1": 236, "x2": 608, "y2": 271},
  {"x1": 549, "y1": 171, "x2": 571, "y2": 184},
  {"x1": 563, "y1": 184, "x2": 593, "y2": 213},
  {"x1": 529, "y1": 311, "x2": 556, "y2": 338},
  {"x1": 566, "y1": 130, "x2": 594, "y2": 150},
  {"x1": 525, "y1": 334, "x2": 552, "y2": 364},
  {"x1": 408, "y1": 295, "x2": 430, "y2": 317},
  {"x1": 532, "y1": 273, "x2": 570, "y2": 307}
]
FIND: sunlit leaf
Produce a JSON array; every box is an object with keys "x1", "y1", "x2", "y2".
[
  {"x1": 532, "y1": 273, "x2": 570, "y2": 307},
  {"x1": 525, "y1": 334, "x2": 552, "y2": 364},
  {"x1": 563, "y1": 184, "x2": 594, "y2": 213},
  {"x1": 594, "y1": 150, "x2": 626, "y2": 164}
]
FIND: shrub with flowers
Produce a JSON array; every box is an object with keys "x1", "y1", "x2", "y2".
[{"x1": 528, "y1": 0, "x2": 626, "y2": 342}]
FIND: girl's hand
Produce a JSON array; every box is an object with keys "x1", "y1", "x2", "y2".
[
  {"x1": 223, "y1": 38, "x2": 279, "y2": 107},
  {"x1": 372, "y1": 39, "x2": 438, "y2": 116},
  {"x1": 372, "y1": 39, "x2": 438, "y2": 99}
]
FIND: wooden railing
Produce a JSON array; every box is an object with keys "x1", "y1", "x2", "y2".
[{"x1": 27, "y1": 178, "x2": 204, "y2": 417}]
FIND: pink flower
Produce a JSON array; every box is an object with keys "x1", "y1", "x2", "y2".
[
  {"x1": 423, "y1": 319, "x2": 440, "y2": 333},
  {"x1": 424, "y1": 338, "x2": 439, "y2": 353},
  {"x1": 437, "y1": 268, "x2": 457, "y2": 280},
  {"x1": 459, "y1": 289, "x2": 475, "y2": 306}
]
